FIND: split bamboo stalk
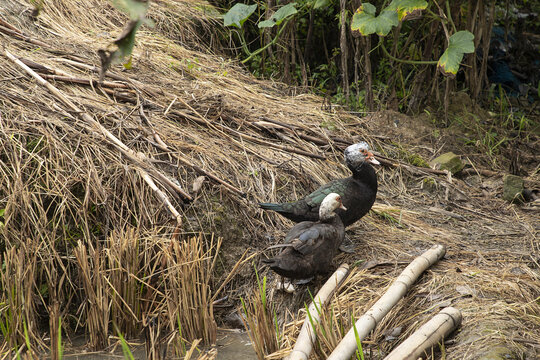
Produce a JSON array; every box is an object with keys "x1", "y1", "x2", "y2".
[
  {"x1": 382, "y1": 306, "x2": 462, "y2": 360},
  {"x1": 287, "y1": 264, "x2": 350, "y2": 360},
  {"x1": 327, "y1": 244, "x2": 446, "y2": 360}
]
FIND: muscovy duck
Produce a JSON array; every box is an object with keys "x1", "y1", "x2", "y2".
[
  {"x1": 263, "y1": 193, "x2": 346, "y2": 280},
  {"x1": 259, "y1": 142, "x2": 379, "y2": 227}
]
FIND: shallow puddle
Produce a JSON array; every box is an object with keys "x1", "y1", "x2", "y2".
[
  {"x1": 216, "y1": 329, "x2": 257, "y2": 359},
  {"x1": 61, "y1": 329, "x2": 256, "y2": 359}
]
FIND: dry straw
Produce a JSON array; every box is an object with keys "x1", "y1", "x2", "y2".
[{"x1": 0, "y1": 0, "x2": 538, "y2": 358}]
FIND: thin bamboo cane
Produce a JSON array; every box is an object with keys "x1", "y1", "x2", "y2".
[
  {"x1": 382, "y1": 306, "x2": 462, "y2": 360},
  {"x1": 327, "y1": 244, "x2": 446, "y2": 360},
  {"x1": 287, "y1": 264, "x2": 350, "y2": 360}
]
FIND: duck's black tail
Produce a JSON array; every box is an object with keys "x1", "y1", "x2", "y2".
[{"x1": 258, "y1": 202, "x2": 285, "y2": 211}]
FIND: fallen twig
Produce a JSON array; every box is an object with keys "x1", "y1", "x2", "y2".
[
  {"x1": 0, "y1": 23, "x2": 51, "y2": 50},
  {"x1": 382, "y1": 307, "x2": 462, "y2": 360},
  {"x1": 287, "y1": 264, "x2": 350, "y2": 360},
  {"x1": 327, "y1": 244, "x2": 446, "y2": 360},
  {"x1": 40, "y1": 74, "x2": 129, "y2": 89}
]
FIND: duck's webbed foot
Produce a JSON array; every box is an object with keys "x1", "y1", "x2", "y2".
[{"x1": 276, "y1": 278, "x2": 296, "y2": 293}]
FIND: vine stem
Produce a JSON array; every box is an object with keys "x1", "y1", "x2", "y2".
[
  {"x1": 445, "y1": 0, "x2": 458, "y2": 33},
  {"x1": 379, "y1": 38, "x2": 437, "y2": 65},
  {"x1": 241, "y1": 18, "x2": 292, "y2": 64}
]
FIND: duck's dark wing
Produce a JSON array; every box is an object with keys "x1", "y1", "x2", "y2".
[
  {"x1": 284, "y1": 221, "x2": 316, "y2": 243},
  {"x1": 290, "y1": 223, "x2": 341, "y2": 255},
  {"x1": 259, "y1": 179, "x2": 346, "y2": 223},
  {"x1": 290, "y1": 228, "x2": 322, "y2": 255},
  {"x1": 258, "y1": 200, "x2": 316, "y2": 223},
  {"x1": 304, "y1": 179, "x2": 347, "y2": 207}
]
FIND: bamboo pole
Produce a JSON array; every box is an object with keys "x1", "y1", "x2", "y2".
[
  {"x1": 287, "y1": 264, "x2": 350, "y2": 360},
  {"x1": 383, "y1": 307, "x2": 462, "y2": 360},
  {"x1": 327, "y1": 244, "x2": 446, "y2": 360}
]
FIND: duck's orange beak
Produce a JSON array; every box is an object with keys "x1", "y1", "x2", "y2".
[{"x1": 366, "y1": 151, "x2": 381, "y2": 165}]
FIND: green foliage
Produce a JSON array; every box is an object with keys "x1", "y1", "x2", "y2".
[
  {"x1": 101, "y1": 0, "x2": 154, "y2": 70},
  {"x1": 352, "y1": 314, "x2": 364, "y2": 360},
  {"x1": 351, "y1": 3, "x2": 398, "y2": 36},
  {"x1": 57, "y1": 317, "x2": 64, "y2": 360},
  {"x1": 223, "y1": 3, "x2": 257, "y2": 28},
  {"x1": 373, "y1": 209, "x2": 403, "y2": 228},
  {"x1": 112, "y1": 0, "x2": 149, "y2": 20},
  {"x1": 259, "y1": 3, "x2": 298, "y2": 28},
  {"x1": 437, "y1": 31, "x2": 475, "y2": 76},
  {"x1": 351, "y1": 0, "x2": 427, "y2": 36},
  {"x1": 313, "y1": 0, "x2": 330, "y2": 10},
  {"x1": 386, "y1": 0, "x2": 428, "y2": 21},
  {"x1": 116, "y1": 329, "x2": 135, "y2": 360}
]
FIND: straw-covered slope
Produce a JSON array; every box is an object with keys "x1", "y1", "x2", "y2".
[{"x1": 0, "y1": 0, "x2": 539, "y2": 359}]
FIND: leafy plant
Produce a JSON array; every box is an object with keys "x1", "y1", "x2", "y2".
[
  {"x1": 351, "y1": 0, "x2": 473, "y2": 77},
  {"x1": 258, "y1": 3, "x2": 298, "y2": 28},
  {"x1": 437, "y1": 31, "x2": 475, "y2": 76},
  {"x1": 223, "y1": 2, "x2": 300, "y2": 64},
  {"x1": 351, "y1": 0, "x2": 428, "y2": 36},
  {"x1": 223, "y1": 3, "x2": 257, "y2": 28}
]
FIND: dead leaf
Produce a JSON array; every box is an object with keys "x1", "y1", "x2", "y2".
[{"x1": 192, "y1": 176, "x2": 206, "y2": 194}]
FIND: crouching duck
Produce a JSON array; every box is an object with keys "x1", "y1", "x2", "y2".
[
  {"x1": 263, "y1": 193, "x2": 346, "y2": 281},
  {"x1": 259, "y1": 142, "x2": 379, "y2": 227}
]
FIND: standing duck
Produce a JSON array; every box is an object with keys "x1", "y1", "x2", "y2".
[
  {"x1": 259, "y1": 142, "x2": 379, "y2": 227},
  {"x1": 263, "y1": 193, "x2": 346, "y2": 280}
]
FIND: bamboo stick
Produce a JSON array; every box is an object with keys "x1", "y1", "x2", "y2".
[
  {"x1": 382, "y1": 306, "x2": 462, "y2": 360},
  {"x1": 327, "y1": 244, "x2": 446, "y2": 360},
  {"x1": 287, "y1": 264, "x2": 350, "y2": 360}
]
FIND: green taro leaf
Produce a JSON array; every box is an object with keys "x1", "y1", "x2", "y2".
[
  {"x1": 351, "y1": 3, "x2": 398, "y2": 36},
  {"x1": 224, "y1": 3, "x2": 257, "y2": 29},
  {"x1": 438, "y1": 31, "x2": 475, "y2": 77},
  {"x1": 258, "y1": 3, "x2": 297, "y2": 28},
  {"x1": 386, "y1": 0, "x2": 428, "y2": 21}
]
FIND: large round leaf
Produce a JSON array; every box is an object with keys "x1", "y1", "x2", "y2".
[
  {"x1": 351, "y1": 3, "x2": 398, "y2": 36},
  {"x1": 438, "y1": 31, "x2": 475, "y2": 77},
  {"x1": 258, "y1": 3, "x2": 297, "y2": 28},
  {"x1": 224, "y1": 3, "x2": 257, "y2": 29}
]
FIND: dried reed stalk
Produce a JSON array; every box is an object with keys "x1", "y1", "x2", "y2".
[
  {"x1": 287, "y1": 264, "x2": 350, "y2": 360},
  {"x1": 106, "y1": 228, "x2": 142, "y2": 338},
  {"x1": 74, "y1": 241, "x2": 110, "y2": 350},
  {"x1": 327, "y1": 244, "x2": 446, "y2": 360},
  {"x1": 383, "y1": 306, "x2": 462, "y2": 360},
  {"x1": 0, "y1": 242, "x2": 40, "y2": 354},
  {"x1": 164, "y1": 235, "x2": 221, "y2": 345}
]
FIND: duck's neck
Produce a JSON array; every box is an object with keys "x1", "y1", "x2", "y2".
[
  {"x1": 319, "y1": 212, "x2": 337, "y2": 222},
  {"x1": 350, "y1": 163, "x2": 378, "y2": 191}
]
